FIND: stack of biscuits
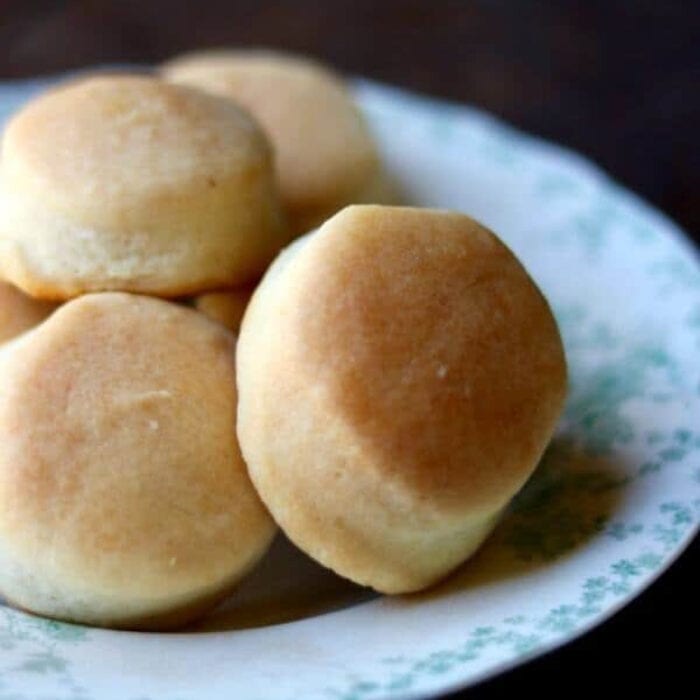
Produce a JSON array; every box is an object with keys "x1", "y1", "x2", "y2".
[{"x1": 0, "y1": 51, "x2": 567, "y2": 630}]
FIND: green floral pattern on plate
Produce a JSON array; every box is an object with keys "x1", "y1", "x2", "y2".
[
  {"x1": 0, "y1": 76, "x2": 698, "y2": 700},
  {"x1": 329, "y1": 498, "x2": 696, "y2": 700}
]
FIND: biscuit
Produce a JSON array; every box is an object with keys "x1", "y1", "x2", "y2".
[
  {"x1": 236, "y1": 205, "x2": 567, "y2": 593},
  {"x1": 0, "y1": 293, "x2": 276, "y2": 629},
  {"x1": 162, "y1": 50, "x2": 394, "y2": 235},
  {"x1": 0, "y1": 281, "x2": 57, "y2": 343},
  {"x1": 194, "y1": 286, "x2": 255, "y2": 333},
  {"x1": 0, "y1": 75, "x2": 288, "y2": 299}
]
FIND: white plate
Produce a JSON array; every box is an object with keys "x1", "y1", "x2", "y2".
[{"x1": 1, "y1": 76, "x2": 699, "y2": 700}]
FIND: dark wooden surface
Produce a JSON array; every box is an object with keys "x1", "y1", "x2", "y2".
[{"x1": 1, "y1": 1, "x2": 698, "y2": 697}]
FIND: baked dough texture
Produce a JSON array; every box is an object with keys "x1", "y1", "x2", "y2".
[
  {"x1": 0, "y1": 75, "x2": 288, "y2": 299},
  {"x1": 237, "y1": 205, "x2": 567, "y2": 593},
  {"x1": 0, "y1": 293, "x2": 275, "y2": 629},
  {"x1": 0, "y1": 280, "x2": 57, "y2": 343},
  {"x1": 195, "y1": 286, "x2": 255, "y2": 333},
  {"x1": 163, "y1": 50, "x2": 393, "y2": 235}
]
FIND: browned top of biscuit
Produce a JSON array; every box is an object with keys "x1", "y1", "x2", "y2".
[
  {"x1": 0, "y1": 293, "x2": 274, "y2": 600},
  {"x1": 1, "y1": 74, "x2": 270, "y2": 230},
  {"x1": 280, "y1": 206, "x2": 567, "y2": 512},
  {"x1": 162, "y1": 50, "x2": 379, "y2": 214}
]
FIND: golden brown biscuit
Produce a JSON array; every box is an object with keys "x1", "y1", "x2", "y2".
[
  {"x1": 0, "y1": 281, "x2": 57, "y2": 343},
  {"x1": 194, "y1": 285, "x2": 255, "y2": 333},
  {"x1": 162, "y1": 50, "x2": 394, "y2": 235},
  {"x1": 0, "y1": 75, "x2": 288, "y2": 300},
  {"x1": 237, "y1": 205, "x2": 567, "y2": 594},
  {"x1": 0, "y1": 293, "x2": 275, "y2": 629}
]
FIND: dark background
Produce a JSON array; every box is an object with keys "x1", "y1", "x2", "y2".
[{"x1": 1, "y1": 1, "x2": 698, "y2": 696}]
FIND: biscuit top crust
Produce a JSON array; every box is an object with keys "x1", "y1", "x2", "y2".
[
  {"x1": 277, "y1": 205, "x2": 567, "y2": 512},
  {"x1": 163, "y1": 51, "x2": 378, "y2": 211},
  {"x1": 0, "y1": 292, "x2": 273, "y2": 597},
  {"x1": 1, "y1": 74, "x2": 271, "y2": 230}
]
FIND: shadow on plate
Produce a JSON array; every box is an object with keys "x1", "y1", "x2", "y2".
[
  {"x1": 192, "y1": 434, "x2": 629, "y2": 631},
  {"x1": 189, "y1": 534, "x2": 376, "y2": 633},
  {"x1": 406, "y1": 435, "x2": 630, "y2": 602}
]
